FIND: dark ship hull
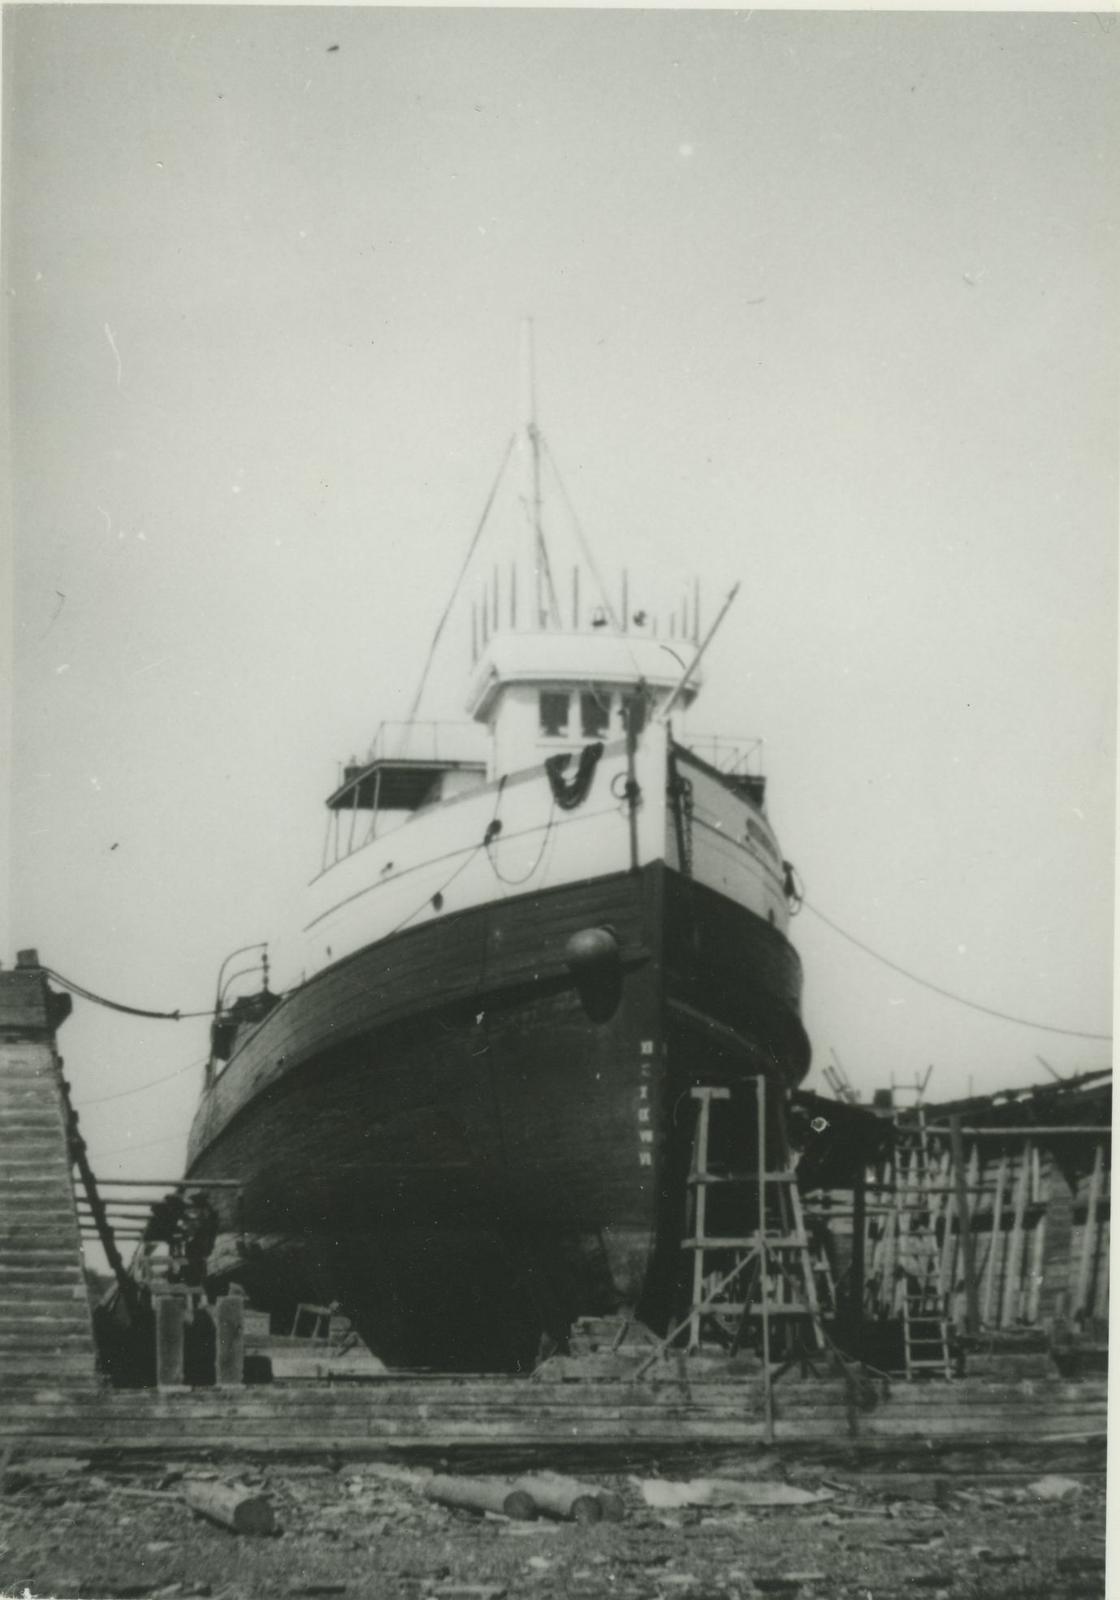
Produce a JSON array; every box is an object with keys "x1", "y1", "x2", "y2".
[{"x1": 186, "y1": 861, "x2": 809, "y2": 1370}]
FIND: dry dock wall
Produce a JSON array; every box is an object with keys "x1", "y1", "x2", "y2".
[
  {"x1": 0, "y1": 954, "x2": 99, "y2": 1402},
  {"x1": 0, "y1": 1374, "x2": 1107, "y2": 1460}
]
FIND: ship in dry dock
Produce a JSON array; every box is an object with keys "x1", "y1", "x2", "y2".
[{"x1": 185, "y1": 363, "x2": 811, "y2": 1371}]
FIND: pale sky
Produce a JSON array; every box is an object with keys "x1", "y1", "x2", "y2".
[{"x1": 3, "y1": 6, "x2": 1116, "y2": 1185}]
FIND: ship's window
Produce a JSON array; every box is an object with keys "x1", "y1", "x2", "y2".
[
  {"x1": 580, "y1": 687, "x2": 611, "y2": 740},
  {"x1": 539, "y1": 691, "x2": 571, "y2": 738}
]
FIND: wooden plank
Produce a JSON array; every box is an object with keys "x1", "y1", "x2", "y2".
[
  {"x1": 1093, "y1": 1199, "x2": 1109, "y2": 1320},
  {"x1": 0, "y1": 1422, "x2": 1105, "y2": 1458},
  {"x1": 981, "y1": 1152, "x2": 1008, "y2": 1325},
  {"x1": 1000, "y1": 1142, "x2": 1031, "y2": 1327},
  {"x1": 0, "y1": 1377, "x2": 1103, "y2": 1418},
  {"x1": 880, "y1": 1382, "x2": 1106, "y2": 1403},
  {"x1": 950, "y1": 1119, "x2": 979, "y2": 1334},
  {"x1": 755, "y1": 1076, "x2": 774, "y2": 1442},
  {"x1": 689, "y1": 1089, "x2": 714, "y2": 1351},
  {"x1": 2, "y1": 1398, "x2": 1101, "y2": 1434},
  {"x1": 1073, "y1": 1142, "x2": 1104, "y2": 1317},
  {"x1": 925, "y1": 1125, "x2": 1110, "y2": 1138},
  {"x1": 868, "y1": 1420, "x2": 1108, "y2": 1440},
  {"x1": 1026, "y1": 1201, "x2": 1048, "y2": 1324}
]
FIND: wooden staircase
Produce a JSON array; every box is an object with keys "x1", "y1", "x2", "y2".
[{"x1": 0, "y1": 957, "x2": 99, "y2": 1400}]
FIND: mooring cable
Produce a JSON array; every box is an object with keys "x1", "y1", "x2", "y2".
[
  {"x1": 802, "y1": 901, "x2": 1112, "y2": 1042},
  {"x1": 44, "y1": 967, "x2": 215, "y2": 1021}
]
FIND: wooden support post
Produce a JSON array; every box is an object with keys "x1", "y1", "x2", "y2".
[
  {"x1": 686, "y1": 1086, "x2": 732, "y2": 1350},
  {"x1": 1001, "y1": 1140, "x2": 1032, "y2": 1328},
  {"x1": 950, "y1": 1116, "x2": 980, "y2": 1335},
  {"x1": 937, "y1": 1184, "x2": 956, "y2": 1307},
  {"x1": 876, "y1": 1199, "x2": 897, "y2": 1315},
  {"x1": 1073, "y1": 1142, "x2": 1104, "y2": 1321},
  {"x1": 1026, "y1": 1197, "x2": 1048, "y2": 1324},
  {"x1": 757, "y1": 1075, "x2": 774, "y2": 1444},
  {"x1": 215, "y1": 1285, "x2": 246, "y2": 1386},
  {"x1": 1095, "y1": 1198, "x2": 1110, "y2": 1323},
  {"x1": 982, "y1": 1153, "x2": 1008, "y2": 1327},
  {"x1": 849, "y1": 1165, "x2": 866, "y2": 1355},
  {"x1": 153, "y1": 1286, "x2": 188, "y2": 1389},
  {"x1": 689, "y1": 1091, "x2": 715, "y2": 1351}
]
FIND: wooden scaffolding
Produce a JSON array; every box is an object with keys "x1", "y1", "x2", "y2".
[
  {"x1": 860, "y1": 1106, "x2": 1110, "y2": 1343},
  {"x1": 635, "y1": 1074, "x2": 829, "y2": 1431}
]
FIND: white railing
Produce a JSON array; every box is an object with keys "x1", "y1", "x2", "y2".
[{"x1": 679, "y1": 733, "x2": 764, "y2": 777}]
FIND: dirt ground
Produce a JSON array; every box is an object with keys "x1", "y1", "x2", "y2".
[{"x1": 0, "y1": 1455, "x2": 1107, "y2": 1600}]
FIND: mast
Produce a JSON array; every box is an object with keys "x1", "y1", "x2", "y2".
[{"x1": 522, "y1": 318, "x2": 561, "y2": 629}]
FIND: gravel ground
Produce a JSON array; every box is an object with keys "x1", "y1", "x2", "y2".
[{"x1": 0, "y1": 1458, "x2": 1107, "y2": 1600}]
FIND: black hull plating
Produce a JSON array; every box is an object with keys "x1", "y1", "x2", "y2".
[{"x1": 187, "y1": 864, "x2": 809, "y2": 1369}]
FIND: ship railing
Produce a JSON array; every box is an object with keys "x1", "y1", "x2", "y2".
[
  {"x1": 363, "y1": 719, "x2": 489, "y2": 767},
  {"x1": 678, "y1": 733, "x2": 764, "y2": 776}
]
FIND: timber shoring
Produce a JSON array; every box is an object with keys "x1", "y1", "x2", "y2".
[{"x1": 0, "y1": 1374, "x2": 1106, "y2": 1463}]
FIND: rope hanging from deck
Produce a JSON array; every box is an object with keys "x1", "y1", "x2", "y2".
[{"x1": 544, "y1": 740, "x2": 604, "y2": 810}]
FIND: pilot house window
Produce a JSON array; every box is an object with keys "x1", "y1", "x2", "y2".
[
  {"x1": 539, "y1": 691, "x2": 570, "y2": 738},
  {"x1": 580, "y1": 688, "x2": 611, "y2": 739}
]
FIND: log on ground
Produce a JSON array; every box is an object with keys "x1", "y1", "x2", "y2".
[
  {"x1": 183, "y1": 1478, "x2": 276, "y2": 1535},
  {"x1": 511, "y1": 1473, "x2": 602, "y2": 1523},
  {"x1": 424, "y1": 1474, "x2": 536, "y2": 1520}
]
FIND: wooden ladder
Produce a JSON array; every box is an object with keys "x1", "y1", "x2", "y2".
[
  {"x1": 682, "y1": 1078, "x2": 826, "y2": 1364},
  {"x1": 893, "y1": 1113, "x2": 952, "y2": 1378}
]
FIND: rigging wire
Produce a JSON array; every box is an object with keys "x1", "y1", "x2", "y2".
[
  {"x1": 400, "y1": 432, "x2": 517, "y2": 737},
  {"x1": 386, "y1": 844, "x2": 484, "y2": 940},
  {"x1": 803, "y1": 900, "x2": 1112, "y2": 1042},
  {"x1": 380, "y1": 782, "x2": 508, "y2": 939},
  {"x1": 516, "y1": 489, "x2": 563, "y2": 628},
  {"x1": 539, "y1": 435, "x2": 623, "y2": 632},
  {"x1": 73, "y1": 1056, "x2": 207, "y2": 1108},
  {"x1": 94, "y1": 1129, "x2": 185, "y2": 1160}
]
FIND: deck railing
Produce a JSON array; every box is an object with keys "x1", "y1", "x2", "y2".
[{"x1": 679, "y1": 733, "x2": 764, "y2": 776}]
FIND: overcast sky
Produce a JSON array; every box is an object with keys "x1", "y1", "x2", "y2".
[{"x1": 3, "y1": 6, "x2": 1116, "y2": 1185}]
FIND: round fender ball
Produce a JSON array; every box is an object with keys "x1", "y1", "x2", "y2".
[{"x1": 564, "y1": 926, "x2": 620, "y2": 974}]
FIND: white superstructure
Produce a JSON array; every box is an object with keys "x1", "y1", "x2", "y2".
[
  {"x1": 467, "y1": 629, "x2": 698, "y2": 776},
  {"x1": 294, "y1": 621, "x2": 788, "y2": 986}
]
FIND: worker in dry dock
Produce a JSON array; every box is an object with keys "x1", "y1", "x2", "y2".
[
  {"x1": 142, "y1": 1189, "x2": 187, "y2": 1250},
  {"x1": 181, "y1": 1190, "x2": 219, "y2": 1287}
]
